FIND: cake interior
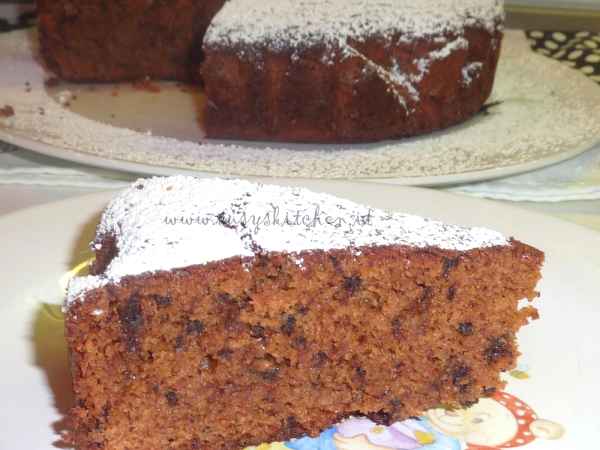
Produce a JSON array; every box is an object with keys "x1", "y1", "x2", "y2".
[{"x1": 67, "y1": 238, "x2": 541, "y2": 450}]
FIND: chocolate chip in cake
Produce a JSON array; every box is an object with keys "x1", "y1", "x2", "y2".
[
  {"x1": 457, "y1": 322, "x2": 474, "y2": 336},
  {"x1": 190, "y1": 438, "x2": 201, "y2": 449},
  {"x1": 447, "y1": 286, "x2": 457, "y2": 301},
  {"x1": 442, "y1": 257, "x2": 460, "y2": 278},
  {"x1": 485, "y1": 336, "x2": 512, "y2": 363},
  {"x1": 293, "y1": 335, "x2": 307, "y2": 349},
  {"x1": 394, "y1": 361, "x2": 406, "y2": 374},
  {"x1": 280, "y1": 314, "x2": 296, "y2": 336},
  {"x1": 295, "y1": 304, "x2": 310, "y2": 315},
  {"x1": 452, "y1": 364, "x2": 473, "y2": 393},
  {"x1": 283, "y1": 416, "x2": 307, "y2": 437},
  {"x1": 216, "y1": 292, "x2": 235, "y2": 304},
  {"x1": 329, "y1": 254, "x2": 342, "y2": 272},
  {"x1": 186, "y1": 319, "x2": 205, "y2": 335},
  {"x1": 261, "y1": 367, "x2": 280, "y2": 382},
  {"x1": 343, "y1": 275, "x2": 362, "y2": 295},
  {"x1": 119, "y1": 293, "x2": 144, "y2": 352},
  {"x1": 391, "y1": 317, "x2": 403, "y2": 339},
  {"x1": 250, "y1": 324, "x2": 266, "y2": 339},
  {"x1": 355, "y1": 367, "x2": 367, "y2": 379},
  {"x1": 165, "y1": 390, "x2": 178, "y2": 406},
  {"x1": 151, "y1": 294, "x2": 172, "y2": 308},
  {"x1": 174, "y1": 335, "x2": 185, "y2": 352},
  {"x1": 120, "y1": 294, "x2": 143, "y2": 328},
  {"x1": 367, "y1": 410, "x2": 392, "y2": 426},
  {"x1": 452, "y1": 365, "x2": 471, "y2": 385},
  {"x1": 459, "y1": 382, "x2": 472, "y2": 394},
  {"x1": 217, "y1": 348, "x2": 233, "y2": 360},
  {"x1": 417, "y1": 286, "x2": 433, "y2": 312}
]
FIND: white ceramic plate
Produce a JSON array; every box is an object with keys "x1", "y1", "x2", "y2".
[
  {"x1": 1, "y1": 30, "x2": 600, "y2": 186},
  {"x1": 2, "y1": 182, "x2": 599, "y2": 449}
]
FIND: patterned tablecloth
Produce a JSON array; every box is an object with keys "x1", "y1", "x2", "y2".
[
  {"x1": 450, "y1": 29, "x2": 600, "y2": 201},
  {"x1": 526, "y1": 30, "x2": 600, "y2": 82},
  {"x1": 1, "y1": 2, "x2": 600, "y2": 202}
]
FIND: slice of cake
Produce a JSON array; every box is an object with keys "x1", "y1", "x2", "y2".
[{"x1": 65, "y1": 177, "x2": 543, "y2": 450}]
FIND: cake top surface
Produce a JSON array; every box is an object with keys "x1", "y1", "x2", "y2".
[
  {"x1": 204, "y1": 0, "x2": 504, "y2": 48},
  {"x1": 66, "y1": 177, "x2": 509, "y2": 308}
]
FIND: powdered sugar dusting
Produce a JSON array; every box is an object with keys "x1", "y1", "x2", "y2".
[
  {"x1": 66, "y1": 276, "x2": 109, "y2": 307},
  {"x1": 462, "y1": 62, "x2": 484, "y2": 85},
  {"x1": 66, "y1": 177, "x2": 509, "y2": 307},
  {"x1": 204, "y1": 0, "x2": 504, "y2": 48},
  {"x1": 203, "y1": 0, "x2": 500, "y2": 110},
  {"x1": 342, "y1": 37, "x2": 468, "y2": 110}
]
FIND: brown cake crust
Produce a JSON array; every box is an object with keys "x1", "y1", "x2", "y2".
[
  {"x1": 66, "y1": 238, "x2": 542, "y2": 450},
  {"x1": 202, "y1": 27, "x2": 502, "y2": 143},
  {"x1": 36, "y1": 0, "x2": 225, "y2": 82}
]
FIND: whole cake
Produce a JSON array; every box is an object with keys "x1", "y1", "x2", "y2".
[
  {"x1": 65, "y1": 176, "x2": 543, "y2": 450},
  {"x1": 36, "y1": 0, "x2": 226, "y2": 82},
  {"x1": 202, "y1": 0, "x2": 503, "y2": 142},
  {"x1": 36, "y1": 0, "x2": 504, "y2": 143}
]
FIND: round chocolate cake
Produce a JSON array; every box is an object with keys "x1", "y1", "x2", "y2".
[
  {"x1": 37, "y1": 0, "x2": 504, "y2": 143},
  {"x1": 202, "y1": 0, "x2": 504, "y2": 142}
]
